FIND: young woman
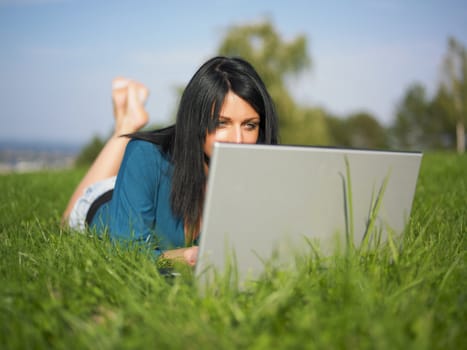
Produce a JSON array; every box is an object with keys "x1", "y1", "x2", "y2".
[{"x1": 63, "y1": 56, "x2": 279, "y2": 265}]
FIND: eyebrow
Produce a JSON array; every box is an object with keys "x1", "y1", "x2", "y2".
[{"x1": 218, "y1": 116, "x2": 260, "y2": 121}]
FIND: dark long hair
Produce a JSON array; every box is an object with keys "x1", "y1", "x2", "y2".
[{"x1": 131, "y1": 56, "x2": 279, "y2": 240}]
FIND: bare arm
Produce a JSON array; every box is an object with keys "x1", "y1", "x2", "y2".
[{"x1": 162, "y1": 246, "x2": 199, "y2": 266}]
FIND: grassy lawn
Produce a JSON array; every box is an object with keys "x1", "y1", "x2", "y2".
[{"x1": 1, "y1": 153, "x2": 466, "y2": 349}]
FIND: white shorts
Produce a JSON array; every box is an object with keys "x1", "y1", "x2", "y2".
[{"x1": 68, "y1": 176, "x2": 116, "y2": 231}]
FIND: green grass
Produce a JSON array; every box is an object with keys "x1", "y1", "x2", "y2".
[{"x1": 1, "y1": 153, "x2": 466, "y2": 349}]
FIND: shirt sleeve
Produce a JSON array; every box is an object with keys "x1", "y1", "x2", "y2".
[{"x1": 108, "y1": 140, "x2": 161, "y2": 250}]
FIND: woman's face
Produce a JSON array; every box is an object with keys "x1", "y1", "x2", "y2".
[{"x1": 204, "y1": 91, "x2": 260, "y2": 159}]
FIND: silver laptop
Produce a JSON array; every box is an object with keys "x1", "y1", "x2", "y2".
[{"x1": 195, "y1": 143, "x2": 422, "y2": 286}]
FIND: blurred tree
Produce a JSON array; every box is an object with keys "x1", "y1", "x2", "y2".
[
  {"x1": 429, "y1": 85, "x2": 459, "y2": 148},
  {"x1": 327, "y1": 112, "x2": 387, "y2": 149},
  {"x1": 391, "y1": 83, "x2": 433, "y2": 150},
  {"x1": 74, "y1": 135, "x2": 105, "y2": 167},
  {"x1": 218, "y1": 20, "x2": 331, "y2": 145},
  {"x1": 441, "y1": 36, "x2": 467, "y2": 154},
  {"x1": 326, "y1": 115, "x2": 350, "y2": 147},
  {"x1": 345, "y1": 112, "x2": 388, "y2": 149},
  {"x1": 281, "y1": 107, "x2": 332, "y2": 145}
]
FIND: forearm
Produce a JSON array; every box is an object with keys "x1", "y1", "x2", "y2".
[{"x1": 162, "y1": 246, "x2": 198, "y2": 266}]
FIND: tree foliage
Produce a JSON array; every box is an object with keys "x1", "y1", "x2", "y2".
[
  {"x1": 74, "y1": 135, "x2": 105, "y2": 167},
  {"x1": 344, "y1": 112, "x2": 388, "y2": 149},
  {"x1": 390, "y1": 37, "x2": 467, "y2": 152},
  {"x1": 391, "y1": 83, "x2": 459, "y2": 150},
  {"x1": 391, "y1": 83, "x2": 434, "y2": 150},
  {"x1": 441, "y1": 37, "x2": 467, "y2": 153},
  {"x1": 280, "y1": 107, "x2": 332, "y2": 146},
  {"x1": 328, "y1": 112, "x2": 387, "y2": 149}
]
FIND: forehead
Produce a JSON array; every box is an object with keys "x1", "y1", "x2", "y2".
[{"x1": 218, "y1": 92, "x2": 260, "y2": 119}]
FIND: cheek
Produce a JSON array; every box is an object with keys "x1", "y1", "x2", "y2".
[
  {"x1": 204, "y1": 130, "x2": 231, "y2": 157},
  {"x1": 211, "y1": 129, "x2": 230, "y2": 142},
  {"x1": 247, "y1": 130, "x2": 260, "y2": 144},
  {"x1": 203, "y1": 133, "x2": 216, "y2": 157}
]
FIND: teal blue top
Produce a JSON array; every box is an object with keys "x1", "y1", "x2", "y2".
[{"x1": 90, "y1": 139, "x2": 185, "y2": 256}]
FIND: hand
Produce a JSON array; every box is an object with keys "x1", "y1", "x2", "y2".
[
  {"x1": 183, "y1": 246, "x2": 199, "y2": 266},
  {"x1": 162, "y1": 246, "x2": 199, "y2": 266}
]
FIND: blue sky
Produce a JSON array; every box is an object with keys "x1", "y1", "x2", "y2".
[{"x1": 1, "y1": 0, "x2": 466, "y2": 145}]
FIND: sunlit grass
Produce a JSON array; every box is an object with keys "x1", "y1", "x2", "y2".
[{"x1": 0, "y1": 154, "x2": 465, "y2": 349}]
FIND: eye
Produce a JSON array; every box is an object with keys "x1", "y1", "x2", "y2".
[
  {"x1": 216, "y1": 119, "x2": 228, "y2": 128},
  {"x1": 245, "y1": 121, "x2": 260, "y2": 130}
]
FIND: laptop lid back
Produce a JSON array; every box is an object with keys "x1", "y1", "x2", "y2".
[{"x1": 195, "y1": 143, "x2": 422, "y2": 285}]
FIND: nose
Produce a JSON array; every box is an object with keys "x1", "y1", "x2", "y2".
[{"x1": 231, "y1": 126, "x2": 243, "y2": 144}]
